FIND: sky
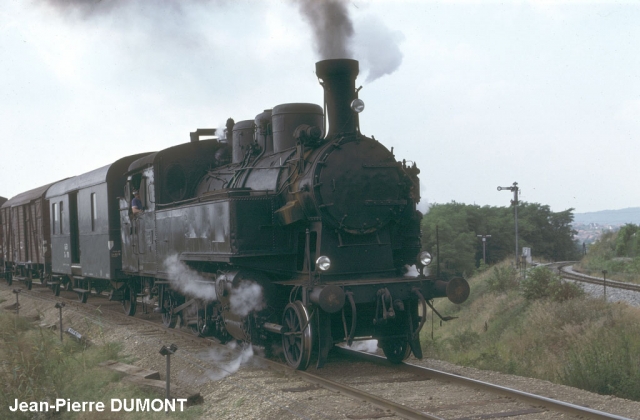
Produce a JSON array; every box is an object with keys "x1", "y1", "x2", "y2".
[{"x1": 1, "y1": 0, "x2": 638, "y2": 214}]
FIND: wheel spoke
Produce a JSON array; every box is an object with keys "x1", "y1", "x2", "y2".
[{"x1": 281, "y1": 301, "x2": 312, "y2": 370}]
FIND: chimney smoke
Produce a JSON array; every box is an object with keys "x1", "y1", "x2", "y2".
[{"x1": 295, "y1": 0, "x2": 354, "y2": 60}]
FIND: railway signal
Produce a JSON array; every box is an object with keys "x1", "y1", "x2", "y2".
[
  {"x1": 497, "y1": 182, "x2": 519, "y2": 266},
  {"x1": 477, "y1": 234, "x2": 491, "y2": 265}
]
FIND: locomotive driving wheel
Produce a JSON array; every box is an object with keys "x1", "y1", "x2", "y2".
[
  {"x1": 187, "y1": 302, "x2": 206, "y2": 336},
  {"x1": 282, "y1": 301, "x2": 313, "y2": 370},
  {"x1": 162, "y1": 292, "x2": 179, "y2": 329},
  {"x1": 122, "y1": 286, "x2": 137, "y2": 317},
  {"x1": 379, "y1": 338, "x2": 411, "y2": 364}
]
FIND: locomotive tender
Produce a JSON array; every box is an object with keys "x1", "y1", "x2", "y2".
[{"x1": 1, "y1": 59, "x2": 469, "y2": 369}]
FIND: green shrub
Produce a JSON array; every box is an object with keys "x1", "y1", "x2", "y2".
[
  {"x1": 486, "y1": 265, "x2": 518, "y2": 292},
  {"x1": 520, "y1": 266, "x2": 583, "y2": 302},
  {"x1": 549, "y1": 280, "x2": 584, "y2": 302}
]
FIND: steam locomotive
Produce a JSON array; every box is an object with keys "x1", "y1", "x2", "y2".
[{"x1": 1, "y1": 59, "x2": 469, "y2": 370}]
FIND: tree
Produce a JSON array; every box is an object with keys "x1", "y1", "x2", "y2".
[{"x1": 421, "y1": 201, "x2": 579, "y2": 276}]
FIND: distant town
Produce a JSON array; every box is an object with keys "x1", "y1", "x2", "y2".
[{"x1": 572, "y1": 207, "x2": 640, "y2": 245}]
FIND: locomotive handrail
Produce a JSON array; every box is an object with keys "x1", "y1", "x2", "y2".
[
  {"x1": 155, "y1": 189, "x2": 275, "y2": 209},
  {"x1": 155, "y1": 196, "x2": 200, "y2": 208}
]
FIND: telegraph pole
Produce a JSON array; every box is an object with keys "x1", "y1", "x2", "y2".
[
  {"x1": 476, "y1": 234, "x2": 491, "y2": 265},
  {"x1": 498, "y1": 182, "x2": 519, "y2": 266}
]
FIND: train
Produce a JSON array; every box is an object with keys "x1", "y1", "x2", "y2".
[{"x1": 1, "y1": 59, "x2": 469, "y2": 370}]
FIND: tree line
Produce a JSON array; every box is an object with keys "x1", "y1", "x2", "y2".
[{"x1": 421, "y1": 201, "x2": 580, "y2": 277}]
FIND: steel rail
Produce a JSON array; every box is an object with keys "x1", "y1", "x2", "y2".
[
  {"x1": 554, "y1": 263, "x2": 640, "y2": 292},
  {"x1": 334, "y1": 347, "x2": 631, "y2": 420},
  {"x1": 268, "y1": 360, "x2": 443, "y2": 420}
]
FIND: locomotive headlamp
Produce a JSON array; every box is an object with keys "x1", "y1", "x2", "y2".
[
  {"x1": 418, "y1": 251, "x2": 432, "y2": 267},
  {"x1": 350, "y1": 99, "x2": 365, "y2": 113},
  {"x1": 316, "y1": 256, "x2": 331, "y2": 271}
]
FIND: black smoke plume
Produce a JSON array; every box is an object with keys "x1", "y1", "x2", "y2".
[
  {"x1": 295, "y1": 0, "x2": 354, "y2": 60},
  {"x1": 41, "y1": 0, "x2": 213, "y2": 16}
]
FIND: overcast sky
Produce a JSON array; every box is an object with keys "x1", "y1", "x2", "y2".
[{"x1": 1, "y1": 0, "x2": 638, "y2": 214}]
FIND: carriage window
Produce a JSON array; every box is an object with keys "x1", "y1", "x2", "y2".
[
  {"x1": 91, "y1": 193, "x2": 97, "y2": 231},
  {"x1": 52, "y1": 203, "x2": 58, "y2": 234},
  {"x1": 59, "y1": 201, "x2": 64, "y2": 234}
]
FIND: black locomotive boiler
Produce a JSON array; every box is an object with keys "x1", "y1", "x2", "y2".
[{"x1": 2, "y1": 59, "x2": 469, "y2": 370}]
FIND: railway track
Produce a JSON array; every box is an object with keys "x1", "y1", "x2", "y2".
[
  {"x1": 0, "y1": 278, "x2": 634, "y2": 419},
  {"x1": 549, "y1": 262, "x2": 640, "y2": 293}
]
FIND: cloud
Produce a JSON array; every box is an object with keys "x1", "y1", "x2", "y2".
[{"x1": 615, "y1": 99, "x2": 640, "y2": 124}]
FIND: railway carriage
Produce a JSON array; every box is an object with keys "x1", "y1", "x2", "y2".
[
  {"x1": 0, "y1": 196, "x2": 6, "y2": 276},
  {"x1": 1, "y1": 184, "x2": 55, "y2": 288},
  {"x1": 44, "y1": 154, "x2": 149, "y2": 301}
]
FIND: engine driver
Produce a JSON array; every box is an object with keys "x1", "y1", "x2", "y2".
[{"x1": 131, "y1": 190, "x2": 143, "y2": 215}]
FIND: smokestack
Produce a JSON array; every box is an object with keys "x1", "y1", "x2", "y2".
[{"x1": 315, "y1": 59, "x2": 359, "y2": 138}]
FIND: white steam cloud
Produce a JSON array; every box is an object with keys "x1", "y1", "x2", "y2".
[
  {"x1": 230, "y1": 281, "x2": 265, "y2": 316},
  {"x1": 353, "y1": 14, "x2": 405, "y2": 83},
  {"x1": 201, "y1": 341, "x2": 256, "y2": 381},
  {"x1": 403, "y1": 264, "x2": 420, "y2": 278},
  {"x1": 348, "y1": 339, "x2": 378, "y2": 353},
  {"x1": 164, "y1": 254, "x2": 217, "y2": 302}
]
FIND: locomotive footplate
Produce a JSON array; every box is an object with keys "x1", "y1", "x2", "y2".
[
  {"x1": 270, "y1": 276, "x2": 469, "y2": 369},
  {"x1": 275, "y1": 276, "x2": 470, "y2": 306}
]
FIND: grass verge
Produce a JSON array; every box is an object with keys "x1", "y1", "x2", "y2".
[
  {"x1": 0, "y1": 312, "x2": 203, "y2": 419},
  {"x1": 423, "y1": 261, "x2": 640, "y2": 401}
]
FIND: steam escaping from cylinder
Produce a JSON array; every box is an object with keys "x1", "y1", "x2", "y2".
[
  {"x1": 295, "y1": 0, "x2": 354, "y2": 59},
  {"x1": 347, "y1": 339, "x2": 378, "y2": 353},
  {"x1": 200, "y1": 341, "x2": 257, "y2": 381},
  {"x1": 164, "y1": 255, "x2": 217, "y2": 302},
  {"x1": 230, "y1": 281, "x2": 266, "y2": 316}
]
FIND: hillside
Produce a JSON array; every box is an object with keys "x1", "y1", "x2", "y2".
[{"x1": 574, "y1": 207, "x2": 640, "y2": 225}]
